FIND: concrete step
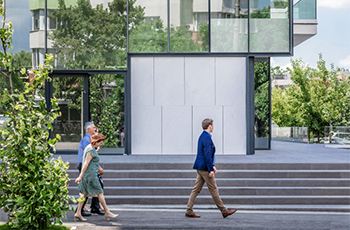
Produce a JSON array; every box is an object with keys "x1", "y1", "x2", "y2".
[
  {"x1": 68, "y1": 186, "x2": 350, "y2": 196},
  {"x1": 75, "y1": 195, "x2": 350, "y2": 205},
  {"x1": 100, "y1": 204, "x2": 350, "y2": 212},
  {"x1": 67, "y1": 169, "x2": 350, "y2": 179},
  {"x1": 68, "y1": 178, "x2": 350, "y2": 187},
  {"x1": 68, "y1": 163, "x2": 350, "y2": 170}
]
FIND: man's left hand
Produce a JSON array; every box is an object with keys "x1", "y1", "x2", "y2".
[{"x1": 213, "y1": 166, "x2": 217, "y2": 174}]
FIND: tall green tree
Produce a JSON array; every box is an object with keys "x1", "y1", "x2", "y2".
[
  {"x1": 272, "y1": 54, "x2": 350, "y2": 142},
  {"x1": 51, "y1": 0, "x2": 144, "y2": 69},
  {"x1": 0, "y1": 50, "x2": 32, "y2": 114}
]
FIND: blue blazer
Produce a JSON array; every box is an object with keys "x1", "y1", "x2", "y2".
[{"x1": 193, "y1": 131, "x2": 216, "y2": 172}]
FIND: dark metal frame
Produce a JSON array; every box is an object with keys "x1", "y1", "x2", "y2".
[
  {"x1": 46, "y1": 70, "x2": 128, "y2": 154},
  {"x1": 253, "y1": 57, "x2": 271, "y2": 150}
]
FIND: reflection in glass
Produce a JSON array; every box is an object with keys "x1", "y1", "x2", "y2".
[
  {"x1": 90, "y1": 74, "x2": 125, "y2": 151},
  {"x1": 250, "y1": 0, "x2": 290, "y2": 52},
  {"x1": 254, "y1": 59, "x2": 270, "y2": 149},
  {"x1": 293, "y1": 0, "x2": 316, "y2": 19},
  {"x1": 49, "y1": 0, "x2": 132, "y2": 69},
  {"x1": 169, "y1": 0, "x2": 208, "y2": 52},
  {"x1": 52, "y1": 77, "x2": 83, "y2": 149},
  {"x1": 211, "y1": 0, "x2": 248, "y2": 52},
  {"x1": 129, "y1": 0, "x2": 168, "y2": 53}
]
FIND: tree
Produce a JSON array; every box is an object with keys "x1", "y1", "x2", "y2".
[
  {"x1": 0, "y1": 50, "x2": 32, "y2": 104},
  {"x1": 129, "y1": 19, "x2": 207, "y2": 53},
  {"x1": 254, "y1": 61, "x2": 270, "y2": 138},
  {"x1": 271, "y1": 54, "x2": 350, "y2": 142},
  {"x1": 0, "y1": 50, "x2": 32, "y2": 114},
  {"x1": 0, "y1": 1, "x2": 74, "y2": 227},
  {"x1": 89, "y1": 74, "x2": 125, "y2": 147},
  {"x1": 50, "y1": 0, "x2": 144, "y2": 69}
]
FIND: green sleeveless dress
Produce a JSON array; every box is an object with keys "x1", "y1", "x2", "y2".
[{"x1": 78, "y1": 145, "x2": 103, "y2": 195}]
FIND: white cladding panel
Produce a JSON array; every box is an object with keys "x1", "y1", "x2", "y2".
[
  {"x1": 216, "y1": 57, "x2": 246, "y2": 106},
  {"x1": 192, "y1": 106, "x2": 223, "y2": 154},
  {"x1": 131, "y1": 106, "x2": 162, "y2": 154},
  {"x1": 131, "y1": 57, "x2": 154, "y2": 106},
  {"x1": 162, "y1": 106, "x2": 192, "y2": 154},
  {"x1": 155, "y1": 57, "x2": 185, "y2": 106},
  {"x1": 185, "y1": 57, "x2": 215, "y2": 106},
  {"x1": 223, "y1": 106, "x2": 246, "y2": 154},
  {"x1": 130, "y1": 57, "x2": 247, "y2": 154}
]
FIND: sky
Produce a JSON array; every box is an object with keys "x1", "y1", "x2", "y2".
[
  {"x1": 6, "y1": 0, "x2": 350, "y2": 71},
  {"x1": 6, "y1": 0, "x2": 31, "y2": 53},
  {"x1": 272, "y1": 0, "x2": 350, "y2": 71}
]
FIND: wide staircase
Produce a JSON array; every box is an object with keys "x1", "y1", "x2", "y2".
[{"x1": 67, "y1": 162, "x2": 350, "y2": 212}]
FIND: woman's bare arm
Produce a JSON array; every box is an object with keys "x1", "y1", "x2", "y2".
[{"x1": 75, "y1": 153, "x2": 93, "y2": 183}]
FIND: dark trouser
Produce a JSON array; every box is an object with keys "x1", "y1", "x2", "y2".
[{"x1": 77, "y1": 163, "x2": 103, "y2": 211}]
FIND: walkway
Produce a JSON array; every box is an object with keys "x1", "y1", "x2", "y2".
[{"x1": 56, "y1": 141, "x2": 350, "y2": 164}]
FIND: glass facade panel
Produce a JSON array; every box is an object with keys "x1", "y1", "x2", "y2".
[
  {"x1": 211, "y1": 0, "x2": 248, "y2": 52},
  {"x1": 52, "y1": 77, "x2": 83, "y2": 152},
  {"x1": 250, "y1": 0, "x2": 290, "y2": 52},
  {"x1": 169, "y1": 0, "x2": 209, "y2": 52},
  {"x1": 129, "y1": 0, "x2": 168, "y2": 53},
  {"x1": 47, "y1": 0, "x2": 129, "y2": 70},
  {"x1": 90, "y1": 74, "x2": 125, "y2": 154},
  {"x1": 254, "y1": 58, "x2": 270, "y2": 149},
  {"x1": 293, "y1": 0, "x2": 316, "y2": 19}
]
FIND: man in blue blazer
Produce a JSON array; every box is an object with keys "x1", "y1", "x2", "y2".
[{"x1": 185, "y1": 118, "x2": 237, "y2": 218}]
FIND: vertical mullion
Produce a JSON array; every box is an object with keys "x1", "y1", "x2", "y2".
[
  {"x1": 268, "y1": 57, "x2": 271, "y2": 150},
  {"x1": 208, "y1": 0, "x2": 211, "y2": 53},
  {"x1": 290, "y1": 0, "x2": 293, "y2": 55},
  {"x1": 127, "y1": 0, "x2": 129, "y2": 53},
  {"x1": 248, "y1": 0, "x2": 250, "y2": 53},
  {"x1": 167, "y1": 0, "x2": 170, "y2": 53},
  {"x1": 45, "y1": 0, "x2": 47, "y2": 54},
  {"x1": 83, "y1": 75, "x2": 90, "y2": 129}
]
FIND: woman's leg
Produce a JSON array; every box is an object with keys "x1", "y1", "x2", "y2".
[
  {"x1": 97, "y1": 193, "x2": 118, "y2": 220},
  {"x1": 76, "y1": 195, "x2": 88, "y2": 217},
  {"x1": 97, "y1": 193, "x2": 111, "y2": 214}
]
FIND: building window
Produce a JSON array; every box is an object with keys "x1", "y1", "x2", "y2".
[
  {"x1": 48, "y1": 10, "x2": 57, "y2": 29},
  {"x1": 211, "y1": 0, "x2": 249, "y2": 52},
  {"x1": 33, "y1": 10, "x2": 40, "y2": 31},
  {"x1": 250, "y1": 0, "x2": 290, "y2": 52}
]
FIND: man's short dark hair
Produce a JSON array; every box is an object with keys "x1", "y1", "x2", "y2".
[{"x1": 202, "y1": 118, "x2": 213, "y2": 130}]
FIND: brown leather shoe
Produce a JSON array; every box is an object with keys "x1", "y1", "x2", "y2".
[
  {"x1": 185, "y1": 212, "x2": 200, "y2": 218},
  {"x1": 222, "y1": 209, "x2": 237, "y2": 218}
]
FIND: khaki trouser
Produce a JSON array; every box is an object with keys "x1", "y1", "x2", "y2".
[{"x1": 186, "y1": 170, "x2": 227, "y2": 214}]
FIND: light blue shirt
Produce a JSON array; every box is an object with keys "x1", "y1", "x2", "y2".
[
  {"x1": 204, "y1": 130, "x2": 212, "y2": 137},
  {"x1": 78, "y1": 134, "x2": 91, "y2": 163}
]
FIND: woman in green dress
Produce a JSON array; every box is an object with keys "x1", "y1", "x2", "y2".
[{"x1": 74, "y1": 133, "x2": 118, "y2": 221}]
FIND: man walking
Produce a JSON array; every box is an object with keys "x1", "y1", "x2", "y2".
[
  {"x1": 77, "y1": 121, "x2": 105, "y2": 216},
  {"x1": 185, "y1": 118, "x2": 237, "y2": 218}
]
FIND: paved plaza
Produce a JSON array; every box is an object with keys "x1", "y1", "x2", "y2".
[
  {"x1": 56, "y1": 140, "x2": 350, "y2": 165},
  {"x1": 1, "y1": 207, "x2": 350, "y2": 230},
  {"x1": 0, "y1": 141, "x2": 349, "y2": 229}
]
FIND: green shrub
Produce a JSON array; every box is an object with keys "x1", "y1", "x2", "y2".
[{"x1": 0, "y1": 55, "x2": 75, "y2": 229}]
